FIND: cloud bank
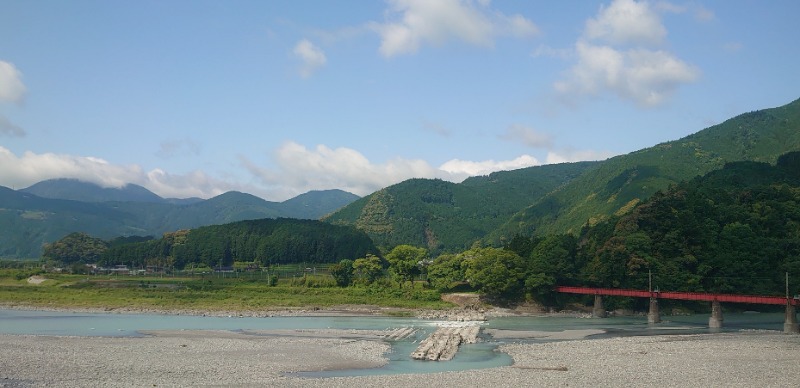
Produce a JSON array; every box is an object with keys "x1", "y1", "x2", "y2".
[
  {"x1": 555, "y1": 0, "x2": 699, "y2": 107},
  {"x1": 0, "y1": 146, "x2": 232, "y2": 199},
  {"x1": 0, "y1": 60, "x2": 27, "y2": 137},
  {"x1": 0, "y1": 61, "x2": 26, "y2": 103},
  {"x1": 372, "y1": 0, "x2": 538, "y2": 57},
  {"x1": 293, "y1": 39, "x2": 327, "y2": 78},
  {"x1": 2, "y1": 142, "x2": 588, "y2": 201}
]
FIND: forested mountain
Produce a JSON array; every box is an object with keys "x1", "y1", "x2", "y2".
[
  {"x1": 573, "y1": 152, "x2": 800, "y2": 298},
  {"x1": 0, "y1": 184, "x2": 359, "y2": 258},
  {"x1": 96, "y1": 218, "x2": 378, "y2": 269},
  {"x1": 21, "y1": 179, "x2": 177, "y2": 204},
  {"x1": 493, "y1": 98, "x2": 800, "y2": 239},
  {"x1": 469, "y1": 153, "x2": 800, "y2": 306},
  {"x1": 326, "y1": 98, "x2": 800, "y2": 254},
  {"x1": 6, "y1": 98, "x2": 800, "y2": 261},
  {"x1": 323, "y1": 162, "x2": 597, "y2": 254}
]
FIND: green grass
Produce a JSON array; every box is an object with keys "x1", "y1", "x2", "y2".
[{"x1": 0, "y1": 272, "x2": 453, "y2": 312}]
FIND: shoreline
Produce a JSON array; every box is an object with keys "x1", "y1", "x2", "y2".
[{"x1": 0, "y1": 301, "x2": 597, "y2": 320}]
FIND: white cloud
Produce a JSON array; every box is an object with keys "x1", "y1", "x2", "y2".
[
  {"x1": 556, "y1": 42, "x2": 698, "y2": 107},
  {"x1": 292, "y1": 39, "x2": 327, "y2": 78},
  {"x1": 0, "y1": 61, "x2": 26, "y2": 104},
  {"x1": 554, "y1": 0, "x2": 699, "y2": 107},
  {"x1": 0, "y1": 146, "x2": 233, "y2": 199},
  {"x1": 242, "y1": 141, "x2": 562, "y2": 198},
  {"x1": 243, "y1": 141, "x2": 448, "y2": 197},
  {"x1": 439, "y1": 154, "x2": 541, "y2": 176},
  {"x1": 0, "y1": 115, "x2": 25, "y2": 137},
  {"x1": 494, "y1": 12, "x2": 539, "y2": 38},
  {"x1": 499, "y1": 124, "x2": 553, "y2": 148},
  {"x1": 585, "y1": 0, "x2": 666, "y2": 46},
  {"x1": 372, "y1": 0, "x2": 538, "y2": 57},
  {"x1": 0, "y1": 143, "x2": 615, "y2": 203}
]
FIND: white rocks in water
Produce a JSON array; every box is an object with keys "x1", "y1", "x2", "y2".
[
  {"x1": 384, "y1": 327, "x2": 416, "y2": 341},
  {"x1": 411, "y1": 323, "x2": 481, "y2": 361},
  {"x1": 416, "y1": 308, "x2": 487, "y2": 322}
]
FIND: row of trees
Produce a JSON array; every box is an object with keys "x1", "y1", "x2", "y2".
[
  {"x1": 328, "y1": 156, "x2": 800, "y2": 305},
  {"x1": 39, "y1": 153, "x2": 800, "y2": 308},
  {"x1": 42, "y1": 218, "x2": 379, "y2": 271}
]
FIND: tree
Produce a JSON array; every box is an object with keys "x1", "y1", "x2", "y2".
[
  {"x1": 329, "y1": 259, "x2": 354, "y2": 287},
  {"x1": 523, "y1": 234, "x2": 578, "y2": 303},
  {"x1": 42, "y1": 232, "x2": 108, "y2": 265},
  {"x1": 463, "y1": 247, "x2": 526, "y2": 300},
  {"x1": 385, "y1": 245, "x2": 427, "y2": 287},
  {"x1": 352, "y1": 254, "x2": 384, "y2": 285},
  {"x1": 427, "y1": 253, "x2": 467, "y2": 291}
]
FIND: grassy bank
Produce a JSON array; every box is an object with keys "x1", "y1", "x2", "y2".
[{"x1": 0, "y1": 271, "x2": 453, "y2": 313}]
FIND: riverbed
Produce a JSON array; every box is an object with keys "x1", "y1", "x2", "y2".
[{"x1": 0, "y1": 308, "x2": 796, "y2": 386}]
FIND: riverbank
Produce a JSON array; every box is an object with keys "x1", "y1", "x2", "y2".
[{"x1": 1, "y1": 330, "x2": 798, "y2": 387}]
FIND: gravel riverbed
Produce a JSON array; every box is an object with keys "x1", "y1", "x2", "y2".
[{"x1": 1, "y1": 331, "x2": 799, "y2": 387}]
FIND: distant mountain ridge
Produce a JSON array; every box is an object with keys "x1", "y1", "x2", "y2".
[
  {"x1": 491, "y1": 97, "x2": 800, "y2": 239},
  {"x1": 323, "y1": 162, "x2": 598, "y2": 253},
  {"x1": 326, "y1": 97, "x2": 800, "y2": 252},
  {"x1": 0, "y1": 182, "x2": 360, "y2": 258},
  {"x1": 5, "y1": 97, "x2": 800, "y2": 259},
  {"x1": 22, "y1": 179, "x2": 175, "y2": 204}
]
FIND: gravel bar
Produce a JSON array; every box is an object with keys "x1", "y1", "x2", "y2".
[{"x1": 1, "y1": 331, "x2": 799, "y2": 387}]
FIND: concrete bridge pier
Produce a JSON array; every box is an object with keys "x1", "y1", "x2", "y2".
[
  {"x1": 785, "y1": 303, "x2": 799, "y2": 334},
  {"x1": 648, "y1": 297, "x2": 660, "y2": 324},
  {"x1": 592, "y1": 295, "x2": 607, "y2": 318},
  {"x1": 709, "y1": 300, "x2": 723, "y2": 329}
]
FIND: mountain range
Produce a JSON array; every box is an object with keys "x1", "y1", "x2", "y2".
[
  {"x1": 3, "y1": 97, "x2": 799, "y2": 259},
  {"x1": 325, "y1": 97, "x2": 800, "y2": 253},
  {"x1": 0, "y1": 181, "x2": 359, "y2": 258}
]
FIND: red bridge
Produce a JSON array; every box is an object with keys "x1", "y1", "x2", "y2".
[
  {"x1": 554, "y1": 286, "x2": 799, "y2": 333},
  {"x1": 555, "y1": 286, "x2": 799, "y2": 306}
]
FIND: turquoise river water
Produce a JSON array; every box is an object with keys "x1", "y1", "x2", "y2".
[{"x1": 0, "y1": 309, "x2": 787, "y2": 376}]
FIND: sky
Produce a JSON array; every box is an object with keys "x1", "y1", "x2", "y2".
[{"x1": 1, "y1": 0, "x2": 799, "y2": 201}]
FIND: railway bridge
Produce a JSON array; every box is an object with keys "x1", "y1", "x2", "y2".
[{"x1": 555, "y1": 286, "x2": 800, "y2": 333}]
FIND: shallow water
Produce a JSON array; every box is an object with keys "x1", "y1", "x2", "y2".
[{"x1": 0, "y1": 309, "x2": 787, "y2": 376}]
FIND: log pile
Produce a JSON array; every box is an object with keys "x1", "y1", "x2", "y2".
[{"x1": 410, "y1": 324, "x2": 480, "y2": 361}]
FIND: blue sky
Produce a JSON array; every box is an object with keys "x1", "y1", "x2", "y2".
[{"x1": 1, "y1": 0, "x2": 798, "y2": 201}]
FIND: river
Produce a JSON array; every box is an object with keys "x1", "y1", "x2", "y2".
[{"x1": 0, "y1": 308, "x2": 787, "y2": 376}]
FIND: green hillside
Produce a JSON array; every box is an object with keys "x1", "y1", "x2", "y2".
[
  {"x1": 98, "y1": 218, "x2": 379, "y2": 269},
  {"x1": 0, "y1": 186, "x2": 154, "y2": 258},
  {"x1": 323, "y1": 162, "x2": 597, "y2": 254},
  {"x1": 574, "y1": 153, "x2": 800, "y2": 297},
  {"x1": 0, "y1": 186, "x2": 360, "y2": 258},
  {"x1": 280, "y1": 189, "x2": 361, "y2": 219},
  {"x1": 493, "y1": 97, "x2": 800, "y2": 239},
  {"x1": 22, "y1": 179, "x2": 166, "y2": 203}
]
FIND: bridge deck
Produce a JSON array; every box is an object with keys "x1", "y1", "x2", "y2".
[{"x1": 555, "y1": 286, "x2": 798, "y2": 306}]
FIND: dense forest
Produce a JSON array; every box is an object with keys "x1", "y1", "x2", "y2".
[
  {"x1": 323, "y1": 98, "x2": 800, "y2": 254},
  {"x1": 494, "y1": 98, "x2": 800, "y2": 239},
  {"x1": 43, "y1": 218, "x2": 378, "y2": 270},
  {"x1": 420, "y1": 152, "x2": 800, "y2": 305},
  {"x1": 37, "y1": 152, "x2": 800, "y2": 308},
  {"x1": 0, "y1": 183, "x2": 359, "y2": 259},
  {"x1": 324, "y1": 162, "x2": 596, "y2": 254}
]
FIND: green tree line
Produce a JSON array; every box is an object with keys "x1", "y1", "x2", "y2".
[{"x1": 40, "y1": 153, "x2": 800, "y2": 309}]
